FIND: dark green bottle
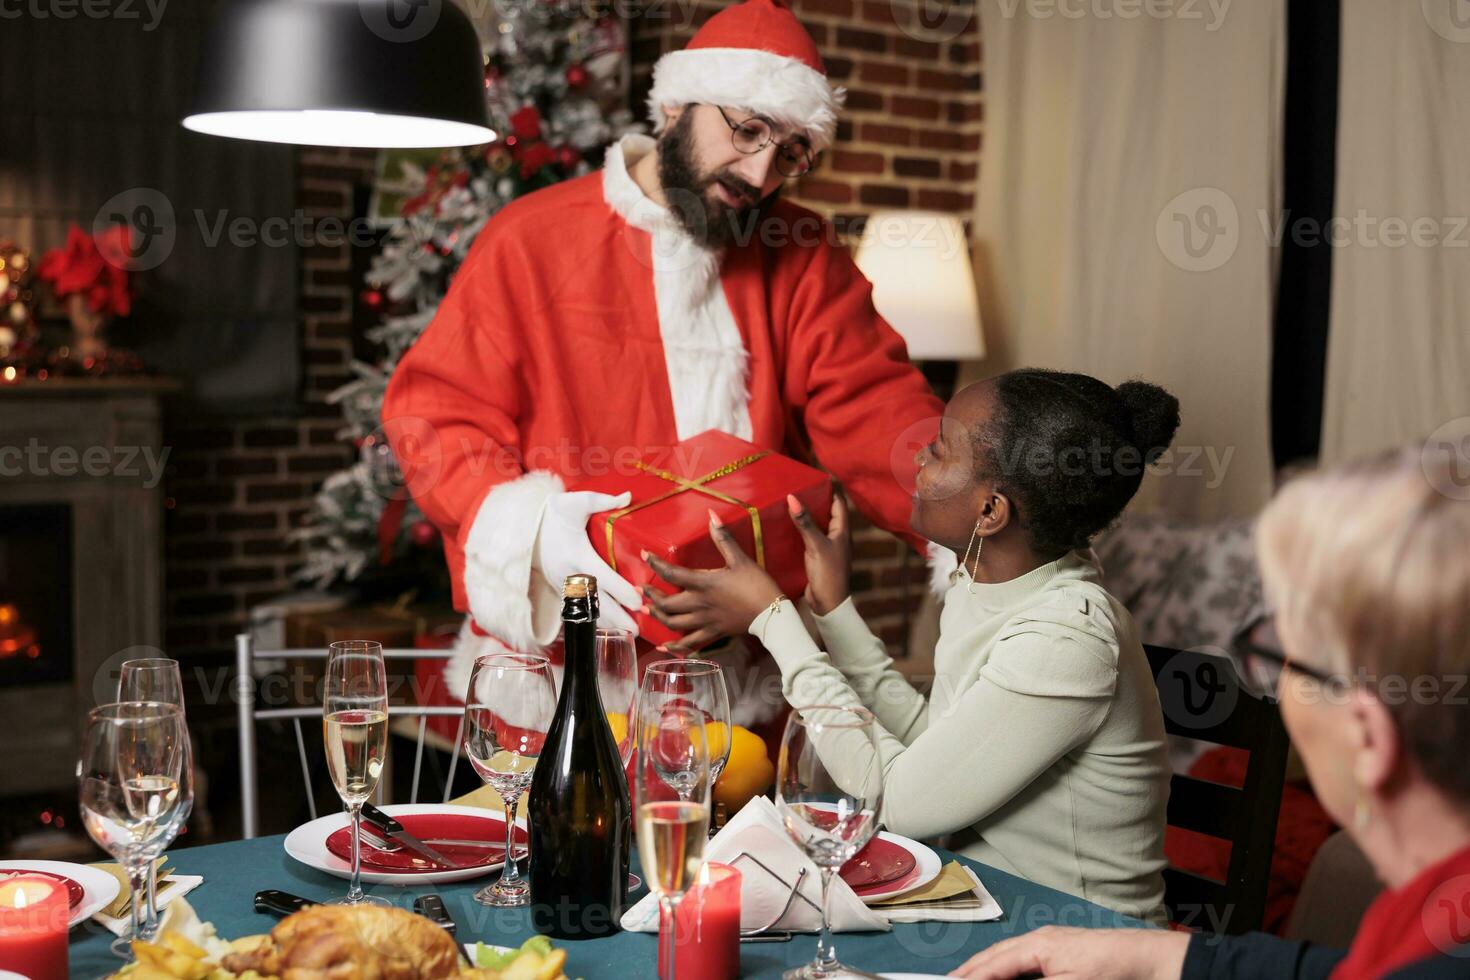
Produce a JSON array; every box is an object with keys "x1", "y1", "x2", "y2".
[{"x1": 527, "y1": 573, "x2": 632, "y2": 938}]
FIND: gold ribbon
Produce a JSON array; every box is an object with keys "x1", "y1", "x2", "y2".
[{"x1": 604, "y1": 452, "x2": 770, "y2": 573}]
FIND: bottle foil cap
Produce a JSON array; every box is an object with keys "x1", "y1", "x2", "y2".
[{"x1": 563, "y1": 573, "x2": 597, "y2": 599}]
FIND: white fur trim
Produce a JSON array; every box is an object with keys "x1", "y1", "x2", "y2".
[
  {"x1": 603, "y1": 136, "x2": 753, "y2": 440},
  {"x1": 926, "y1": 540, "x2": 958, "y2": 596},
  {"x1": 441, "y1": 621, "x2": 513, "y2": 707},
  {"x1": 462, "y1": 470, "x2": 564, "y2": 653},
  {"x1": 648, "y1": 48, "x2": 845, "y2": 150}
]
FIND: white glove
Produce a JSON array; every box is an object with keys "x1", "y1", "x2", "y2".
[{"x1": 535, "y1": 490, "x2": 643, "y2": 636}]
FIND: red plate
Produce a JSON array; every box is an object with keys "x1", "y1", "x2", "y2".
[
  {"x1": 0, "y1": 869, "x2": 84, "y2": 909},
  {"x1": 325, "y1": 813, "x2": 525, "y2": 874},
  {"x1": 838, "y1": 837, "x2": 917, "y2": 891}
]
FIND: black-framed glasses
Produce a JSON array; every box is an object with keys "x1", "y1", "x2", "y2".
[
  {"x1": 711, "y1": 105, "x2": 816, "y2": 179},
  {"x1": 1231, "y1": 611, "x2": 1345, "y2": 700}
]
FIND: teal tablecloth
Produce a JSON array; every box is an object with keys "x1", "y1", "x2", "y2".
[{"x1": 68, "y1": 836, "x2": 1144, "y2": 978}]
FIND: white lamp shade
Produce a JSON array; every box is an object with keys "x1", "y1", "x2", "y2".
[{"x1": 853, "y1": 210, "x2": 985, "y2": 361}]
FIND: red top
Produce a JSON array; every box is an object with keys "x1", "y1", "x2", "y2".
[{"x1": 1331, "y1": 842, "x2": 1470, "y2": 978}]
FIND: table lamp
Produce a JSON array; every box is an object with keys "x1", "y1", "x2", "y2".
[
  {"x1": 854, "y1": 209, "x2": 985, "y2": 396},
  {"x1": 184, "y1": 0, "x2": 496, "y2": 148}
]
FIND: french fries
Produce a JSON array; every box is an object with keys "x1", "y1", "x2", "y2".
[{"x1": 118, "y1": 931, "x2": 277, "y2": 980}]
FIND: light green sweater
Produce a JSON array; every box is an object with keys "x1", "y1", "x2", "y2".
[{"x1": 749, "y1": 550, "x2": 1169, "y2": 921}]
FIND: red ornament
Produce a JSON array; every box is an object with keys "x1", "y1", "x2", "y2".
[
  {"x1": 360, "y1": 288, "x2": 384, "y2": 311},
  {"x1": 410, "y1": 520, "x2": 439, "y2": 547},
  {"x1": 565, "y1": 63, "x2": 588, "y2": 89},
  {"x1": 555, "y1": 145, "x2": 581, "y2": 170}
]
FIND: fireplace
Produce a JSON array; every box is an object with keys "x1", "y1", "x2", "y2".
[
  {"x1": 0, "y1": 505, "x2": 74, "y2": 685},
  {"x1": 0, "y1": 379, "x2": 172, "y2": 795}
]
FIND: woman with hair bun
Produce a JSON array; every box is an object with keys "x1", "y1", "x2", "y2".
[{"x1": 643, "y1": 368, "x2": 1180, "y2": 919}]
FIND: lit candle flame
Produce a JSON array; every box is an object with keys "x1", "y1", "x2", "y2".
[{"x1": 13, "y1": 888, "x2": 28, "y2": 910}]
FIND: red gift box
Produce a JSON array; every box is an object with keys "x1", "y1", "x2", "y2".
[{"x1": 575, "y1": 430, "x2": 832, "y2": 647}]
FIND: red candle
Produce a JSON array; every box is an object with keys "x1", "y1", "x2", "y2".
[
  {"x1": 0, "y1": 875, "x2": 69, "y2": 980},
  {"x1": 658, "y1": 862, "x2": 741, "y2": 980}
]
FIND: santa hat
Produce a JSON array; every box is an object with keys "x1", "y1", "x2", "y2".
[{"x1": 646, "y1": 0, "x2": 846, "y2": 150}]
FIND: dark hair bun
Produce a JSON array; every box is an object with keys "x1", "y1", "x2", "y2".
[{"x1": 1115, "y1": 380, "x2": 1180, "y2": 463}]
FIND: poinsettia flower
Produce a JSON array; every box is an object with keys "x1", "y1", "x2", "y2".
[
  {"x1": 36, "y1": 224, "x2": 133, "y2": 317},
  {"x1": 516, "y1": 142, "x2": 555, "y2": 178},
  {"x1": 510, "y1": 105, "x2": 542, "y2": 141}
]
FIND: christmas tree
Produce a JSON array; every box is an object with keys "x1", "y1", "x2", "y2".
[{"x1": 293, "y1": 1, "x2": 639, "y2": 595}]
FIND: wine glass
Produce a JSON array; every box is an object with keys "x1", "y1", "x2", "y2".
[
  {"x1": 322, "y1": 639, "x2": 389, "y2": 907},
  {"x1": 634, "y1": 704, "x2": 711, "y2": 980},
  {"x1": 638, "y1": 660, "x2": 732, "y2": 799},
  {"x1": 775, "y1": 705, "x2": 885, "y2": 980},
  {"x1": 596, "y1": 629, "x2": 642, "y2": 890},
  {"x1": 118, "y1": 658, "x2": 191, "y2": 942},
  {"x1": 463, "y1": 653, "x2": 556, "y2": 907},
  {"x1": 77, "y1": 701, "x2": 190, "y2": 960}
]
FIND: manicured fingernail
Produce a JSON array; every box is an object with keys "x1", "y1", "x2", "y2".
[
  {"x1": 640, "y1": 604, "x2": 651, "y2": 615},
  {"x1": 786, "y1": 493, "x2": 802, "y2": 515},
  {"x1": 708, "y1": 509, "x2": 723, "y2": 527},
  {"x1": 655, "y1": 644, "x2": 670, "y2": 653},
  {"x1": 640, "y1": 549, "x2": 651, "y2": 561}
]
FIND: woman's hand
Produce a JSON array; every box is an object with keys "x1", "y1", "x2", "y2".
[
  {"x1": 641, "y1": 510, "x2": 785, "y2": 652},
  {"x1": 948, "y1": 926, "x2": 1189, "y2": 980},
  {"x1": 788, "y1": 492, "x2": 850, "y2": 616}
]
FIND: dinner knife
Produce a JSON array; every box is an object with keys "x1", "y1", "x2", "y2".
[
  {"x1": 360, "y1": 803, "x2": 461, "y2": 868},
  {"x1": 254, "y1": 890, "x2": 318, "y2": 917}
]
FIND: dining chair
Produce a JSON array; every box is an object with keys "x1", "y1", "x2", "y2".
[
  {"x1": 1146, "y1": 643, "x2": 1290, "y2": 935},
  {"x1": 235, "y1": 633, "x2": 468, "y2": 840}
]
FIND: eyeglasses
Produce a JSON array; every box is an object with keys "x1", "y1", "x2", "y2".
[
  {"x1": 711, "y1": 105, "x2": 817, "y2": 179},
  {"x1": 1231, "y1": 612, "x2": 1345, "y2": 700}
]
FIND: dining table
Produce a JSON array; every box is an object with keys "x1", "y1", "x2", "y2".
[{"x1": 67, "y1": 834, "x2": 1149, "y2": 979}]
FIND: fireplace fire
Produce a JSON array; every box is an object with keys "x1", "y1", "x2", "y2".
[{"x1": 0, "y1": 603, "x2": 39, "y2": 660}]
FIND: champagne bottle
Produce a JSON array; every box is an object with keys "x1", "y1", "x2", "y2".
[{"x1": 528, "y1": 573, "x2": 632, "y2": 938}]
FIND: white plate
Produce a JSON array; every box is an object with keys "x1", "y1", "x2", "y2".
[
  {"x1": 0, "y1": 859, "x2": 121, "y2": 928},
  {"x1": 881, "y1": 975, "x2": 952, "y2": 979},
  {"x1": 854, "y1": 832, "x2": 943, "y2": 905},
  {"x1": 283, "y1": 804, "x2": 526, "y2": 886}
]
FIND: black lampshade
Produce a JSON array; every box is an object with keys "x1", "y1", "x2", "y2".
[{"x1": 184, "y1": 0, "x2": 496, "y2": 148}]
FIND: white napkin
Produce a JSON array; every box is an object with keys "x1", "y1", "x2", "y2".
[
  {"x1": 92, "y1": 874, "x2": 204, "y2": 938},
  {"x1": 621, "y1": 796, "x2": 889, "y2": 934}
]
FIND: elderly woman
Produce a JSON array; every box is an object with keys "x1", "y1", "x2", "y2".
[
  {"x1": 643, "y1": 369, "x2": 1178, "y2": 920},
  {"x1": 952, "y1": 446, "x2": 1470, "y2": 978}
]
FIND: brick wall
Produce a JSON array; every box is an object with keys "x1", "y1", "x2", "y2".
[
  {"x1": 163, "y1": 0, "x2": 984, "y2": 662},
  {"x1": 630, "y1": 0, "x2": 984, "y2": 654},
  {"x1": 162, "y1": 148, "x2": 376, "y2": 662}
]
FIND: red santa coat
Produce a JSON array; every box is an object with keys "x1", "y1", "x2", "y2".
[{"x1": 383, "y1": 136, "x2": 943, "y2": 671}]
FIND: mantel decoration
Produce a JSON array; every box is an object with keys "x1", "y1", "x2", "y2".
[
  {"x1": 0, "y1": 242, "x2": 36, "y2": 359},
  {"x1": 36, "y1": 224, "x2": 135, "y2": 358}
]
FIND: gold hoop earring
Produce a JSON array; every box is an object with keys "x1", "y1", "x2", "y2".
[{"x1": 960, "y1": 521, "x2": 983, "y2": 595}]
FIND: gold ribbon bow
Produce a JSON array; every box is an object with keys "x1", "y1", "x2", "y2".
[{"x1": 604, "y1": 452, "x2": 770, "y2": 573}]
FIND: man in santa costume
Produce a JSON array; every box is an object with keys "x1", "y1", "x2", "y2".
[{"x1": 382, "y1": 0, "x2": 946, "y2": 708}]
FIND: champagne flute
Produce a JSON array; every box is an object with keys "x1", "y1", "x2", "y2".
[
  {"x1": 118, "y1": 657, "x2": 192, "y2": 942},
  {"x1": 775, "y1": 705, "x2": 884, "y2": 980},
  {"x1": 463, "y1": 653, "x2": 556, "y2": 907},
  {"x1": 596, "y1": 629, "x2": 642, "y2": 889},
  {"x1": 322, "y1": 639, "x2": 389, "y2": 907},
  {"x1": 638, "y1": 660, "x2": 732, "y2": 799},
  {"x1": 634, "y1": 704, "x2": 711, "y2": 980},
  {"x1": 77, "y1": 701, "x2": 189, "y2": 960}
]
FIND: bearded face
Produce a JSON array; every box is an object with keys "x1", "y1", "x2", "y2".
[{"x1": 656, "y1": 109, "x2": 771, "y2": 250}]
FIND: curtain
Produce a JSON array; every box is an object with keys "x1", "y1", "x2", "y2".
[
  {"x1": 965, "y1": 0, "x2": 1286, "y2": 519},
  {"x1": 1319, "y1": 0, "x2": 1470, "y2": 463}
]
